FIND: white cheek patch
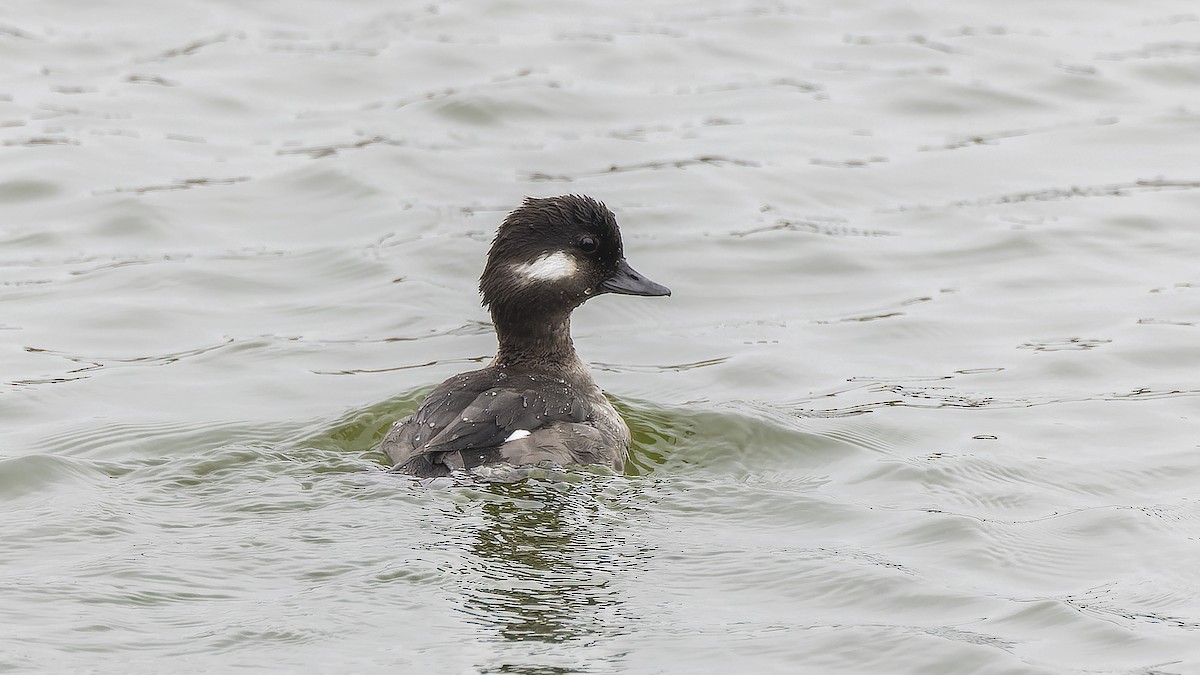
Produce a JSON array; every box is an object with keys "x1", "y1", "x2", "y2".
[
  {"x1": 513, "y1": 251, "x2": 577, "y2": 282},
  {"x1": 505, "y1": 429, "x2": 532, "y2": 442}
]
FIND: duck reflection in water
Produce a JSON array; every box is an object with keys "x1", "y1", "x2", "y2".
[{"x1": 457, "y1": 478, "x2": 644, "y2": 665}]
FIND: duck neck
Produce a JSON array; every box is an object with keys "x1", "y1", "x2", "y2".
[{"x1": 491, "y1": 306, "x2": 579, "y2": 368}]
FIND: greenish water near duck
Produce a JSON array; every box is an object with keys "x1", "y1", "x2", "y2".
[{"x1": 3, "y1": 0, "x2": 1200, "y2": 672}]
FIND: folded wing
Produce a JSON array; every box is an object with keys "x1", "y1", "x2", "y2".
[{"x1": 382, "y1": 370, "x2": 588, "y2": 475}]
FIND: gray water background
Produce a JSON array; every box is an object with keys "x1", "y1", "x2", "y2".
[{"x1": 2, "y1": 0, "x2": 1200, "y2": 672}]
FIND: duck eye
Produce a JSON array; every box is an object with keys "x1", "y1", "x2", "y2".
[{"x1": 578, "y1": 236, "x2": 599, "y2": 253}]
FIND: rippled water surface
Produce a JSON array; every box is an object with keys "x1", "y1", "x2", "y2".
[{"x1": 3, "y1": 0, "x2": 1200, "y2": 672}]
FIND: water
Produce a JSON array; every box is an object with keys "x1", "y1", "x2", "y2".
[{"x1": 3, "y1": 0, "x2": 1200, "y2": 672}]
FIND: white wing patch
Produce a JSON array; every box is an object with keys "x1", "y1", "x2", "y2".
[
  {"x1": 504, "y1": 429, "x2": 532, "y2": 442},
  {"x1": 513, "y1": 251, "x2": 577, "y2": 282}
]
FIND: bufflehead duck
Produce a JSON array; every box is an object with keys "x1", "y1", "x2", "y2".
[{"x1": 382, "y1": 195, "x2": 670, "y2": 477}]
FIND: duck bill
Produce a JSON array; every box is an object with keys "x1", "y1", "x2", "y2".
[{"x1": 600, "y1": 259, "x2": 671, "y2": 297}]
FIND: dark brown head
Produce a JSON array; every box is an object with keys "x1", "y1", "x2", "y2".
[{"x1": 480, "y1": 195, "x2": 670, "y2": 328}]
